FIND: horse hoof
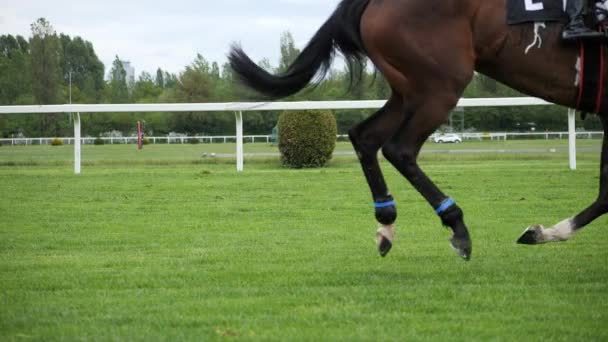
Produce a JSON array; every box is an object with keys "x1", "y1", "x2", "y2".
[
  {"x1": 450, "y1": 236, "x2": 472, "y2": 261},
  {"x1": 376, "y1": 225, "x2": 395, "y2": 257},
  {"x1": 517, "y1": 225, "x2": 543, "y2": 245},
  {"x1": 377, "y1": 236, "x2": 392, "y2": 257}
]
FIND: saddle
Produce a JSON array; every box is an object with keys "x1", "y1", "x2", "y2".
[{"x1": 508, "y1": 0, "x2": 608, "y2": 114}]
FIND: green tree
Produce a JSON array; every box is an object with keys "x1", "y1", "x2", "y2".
[
  {"x1": 344, "y1": 58, "x2": 368, "y2": 100},
  {"x1": 221, "y1": 62, "x2": 233, "y2": 82},
  {"x1": 0, "y1": 35, "x2": 34, "y2": 137},
  {"x1": 278, "y1": 31, "x2": 300, "y2": 73},
  {"x1": 155, "y1": 68, "x2": 165, "y2": 88},
  {"x1": 210, "y1": 62, "x2": 220, "y2": 80},
  {"x1": 175, "y1": 54, "x2": 213, "y2": 102},
  {"x1": 0, "y1": 35, "x2": 32, "y2": 105},
  {"x1": 59, "y1": 34, "x2": 105, "y2": 103},
  {"x1": 163, "y1": 71, "x2": 177, "y2": 88},
  {"x1": 133, "y1": 71, "x2": 162, "y2": 102},
  {"x1": 108, "y1": 56, "x2": 129, "y2": 103},
  {"x1": 30, "y1": 18, "x2": 67, "y2": 136},
  {"x1": 213, "y1": 62, "x2": 237, "y2": 102},
  {"x1": 30, "y1": 18, "x2": 61, "y2": 104},
  {"x1": 168, "y1": 54, "x2": 237, "y2": 134}
]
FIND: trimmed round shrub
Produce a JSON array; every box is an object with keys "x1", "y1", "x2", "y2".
[
  {"x1": 142, "y1": 137, "x2": 150, "y2": 145},
  {"x1": 50, "y1": 138, "x2": 64, "y2": 146},
  {"x1": 278, "y1": 110, "x2": 337, "y2": 168},
  {"x1": 94, "y1": 137, "x2": 104, "y2": 145}
]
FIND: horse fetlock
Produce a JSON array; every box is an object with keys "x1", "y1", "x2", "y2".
[
  {"x1": 375, "y1": 205, "x2": 397, "y2": 225},
  {"x1": 439, "y1": 205, "x2": 464, "y2": 229},
  {"x1": 545, "y1": 218, "x2": 576, "y2": 241},
  {"x1": 374, "y1": 195, "x2": 397, "y2": 225}
]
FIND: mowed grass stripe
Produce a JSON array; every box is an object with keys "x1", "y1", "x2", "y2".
[
  {"x1": 0, "y1": 146, "x2": 607, "y2": 340},
  {"x1": 0, "y1": 139, "x2": 602, "y2": 166}
]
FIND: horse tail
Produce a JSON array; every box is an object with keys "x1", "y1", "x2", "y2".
[{"x1": 228, "y1": 0, "x2": 370, "y2": 99}]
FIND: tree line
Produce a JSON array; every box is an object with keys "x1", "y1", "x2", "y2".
[{"x1": 0, "y1": 18, "x2": 601, "y2": 139}]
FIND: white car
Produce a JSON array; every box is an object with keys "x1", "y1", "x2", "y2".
[{"x1": 434, "y1": 133, "x2": 462, "y2": 143}]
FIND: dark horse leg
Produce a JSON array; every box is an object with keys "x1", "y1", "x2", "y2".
[
  {"x1": 518, "y1": 115, "x2": 608, "y2": 244},
  {"x1": 357, "y1": 1, "x2": 475, "y2": 259},
  {"x1": 348, "y1": 94, "x2": 407, "y2": 256},
  {"x1": 381, "y1": 94, "x2": 472, "y2": 260}
]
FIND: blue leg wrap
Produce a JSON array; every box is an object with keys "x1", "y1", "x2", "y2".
[
  {"x1": 374, "y1": 200, "x2": 396, "y2": 208},
  {"x1": 374, "y1": 197, "x2": 397, "y2": 225},
  {"x1": 435, "y1": 198, "x2": 455, "y2": 215}
]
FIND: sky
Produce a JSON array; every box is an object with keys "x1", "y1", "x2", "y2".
[{"x1": 0, "y1": 0, "x2": 342, "y2": 77}]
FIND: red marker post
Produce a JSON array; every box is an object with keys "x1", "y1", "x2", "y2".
[{"x1": 137, "y1": 120, "x2": 143, "y2": 150}]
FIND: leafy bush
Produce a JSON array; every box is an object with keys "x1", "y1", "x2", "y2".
[
  {"x1": 189, "y1": 138, "x2": 200, "y2": 144},
  {"x1": 50, "y1": 138, "x2": 64, "y2": 146},
  {"x1": 142, "y1": 137, "x2": 150, "y2": 145},
  {"x1": 94, "y1": 137, "x2": 104, "y2": 145},
  {"x1": 278, "y1": 110, "x2": 337, "y2": 168}
]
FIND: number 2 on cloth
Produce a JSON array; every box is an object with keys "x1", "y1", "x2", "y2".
[{"x1": 525, "y1": 0, "x2": 544, "y2": 11}]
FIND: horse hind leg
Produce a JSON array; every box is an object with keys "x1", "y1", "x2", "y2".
[
  {"x1": 518, "y1": 115, "x2": 608, "y2": 244},
  {"x1": 357, "y1": 4, "x2": 475, "y2": 258},
  {"x1": 348, "y1": 94, "x2": 407, "y2": 256},
  {"x1": 381, "y1": 93, "x2": 472, "y2": 260}
]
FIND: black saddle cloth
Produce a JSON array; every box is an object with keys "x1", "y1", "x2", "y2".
[{"x1": 507, "y1": 0, "x2": 568, "y2": 24}]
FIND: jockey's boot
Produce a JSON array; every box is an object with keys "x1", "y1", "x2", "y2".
[{"x1": 562, "y1": 0, "x2": 603, "y2": 41}]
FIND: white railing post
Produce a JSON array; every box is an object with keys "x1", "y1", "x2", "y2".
[
  {"x1": 74, "y1": 113, "x2": 81, "y2": 174},
  {"x1": 235, "y1": 111, "x2": 244, "y2": 172},
  {"x1": 568, "y1": 108, "x2": 577, "y2": 170}
]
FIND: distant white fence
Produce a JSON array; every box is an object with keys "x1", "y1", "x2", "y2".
[
  {"x1": 1, "y1": 131, "x2": 603, "y2": 146},
  {"x1": 0, "y1": 98, "x2": 581, "y2": 173},
  {"x1": 456, "y1": 131, "x2": 604, "y2": 140},
  {"x1": 0, "y1": 135, "x2": 276, "y2": 145}
]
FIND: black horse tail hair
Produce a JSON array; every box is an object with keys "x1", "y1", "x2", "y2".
[{"x1": 228, "y1": 0, "x2": 371, "y2": 99}]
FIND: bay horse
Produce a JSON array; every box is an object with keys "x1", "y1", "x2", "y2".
[{"x1": 229, "y1": 0, "x2": 608, "y2": 260}]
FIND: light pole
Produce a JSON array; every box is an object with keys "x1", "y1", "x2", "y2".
[{"x1": 68, "y1": 70, "x2": 72, "y2": 104}]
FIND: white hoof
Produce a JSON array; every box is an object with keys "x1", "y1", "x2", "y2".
[
  {"x1": 517, "y1": 218, "x2": 575, "y2": 245},
  {"x1": 376, "y1": 224, "x2": 395, "y2": 257}
]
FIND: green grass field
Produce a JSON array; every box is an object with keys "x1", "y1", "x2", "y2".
[
  {"x1": 1, "y1": 141, "x2": 607, "y2": 341},
  {"x1": 0, "y1": 139, "x2": 603, "y2": 167}
]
